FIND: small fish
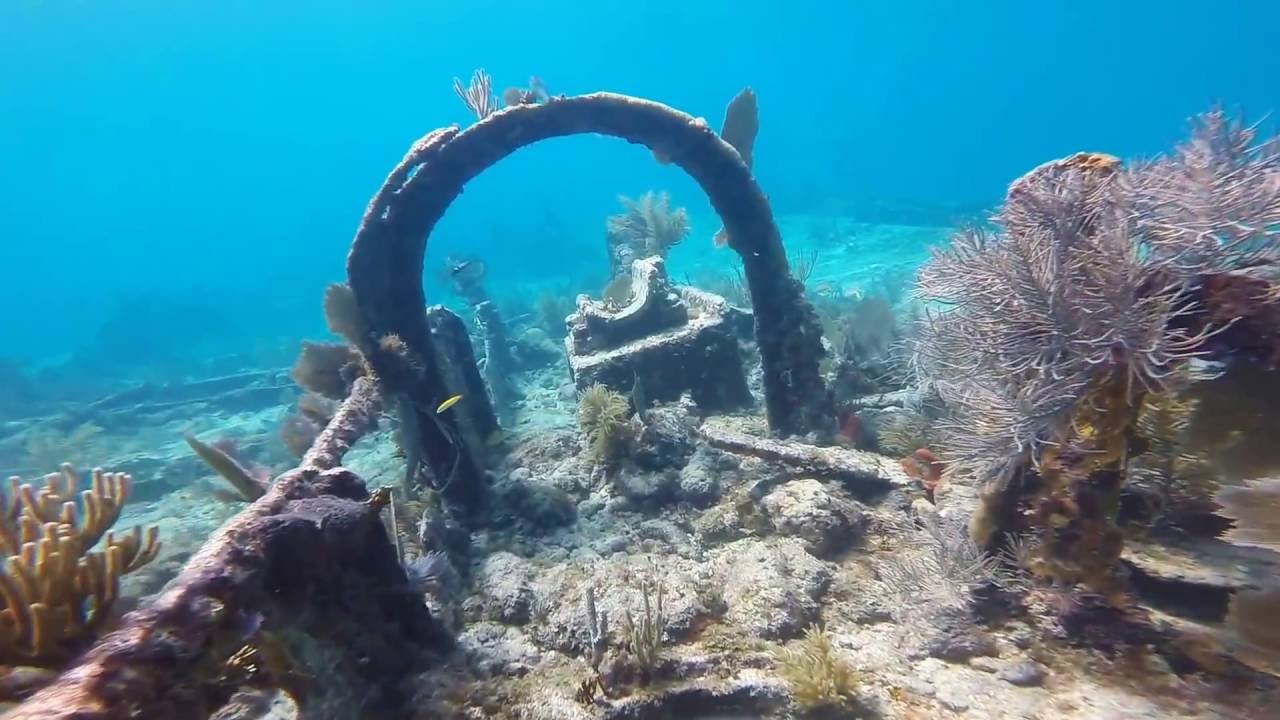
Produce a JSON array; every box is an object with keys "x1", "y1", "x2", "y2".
[
  {"x1": 901, "y1": 448, "x2": 945, "y2": 501},
  {"x1": 447, "y1": 258, "x2": 486, "y2": 281},
  {"x1": 436, "y1": 394, "x2": 464, "y2": 413}
]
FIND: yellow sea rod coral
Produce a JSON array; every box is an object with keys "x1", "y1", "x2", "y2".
[
  {"x1": 0, "y1": 464, "x2": 160, "y2": 666},
  {"x1": 774, "y1": 624, "x2": 859, "y2": 711}
]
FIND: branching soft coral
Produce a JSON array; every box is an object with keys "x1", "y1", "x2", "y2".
[
  {"x1": 0, "y1": 465, "x2": 160, "y2": 669},
  {"x1": 919, "y1": 114, "x2": 1280, "y2": 489},
  {"x1": 774, "y1": 624, "x2": 859, "y2": 712},
  {"x1": 1127, "y1": 387, "x2": 1219, "y2": 530},
  {"x1": 914, "y1": 110, "x2": 1280, "y2": 592},
  {"x1": 606, "y1": 191, "x2": 690, "y2": 260}
]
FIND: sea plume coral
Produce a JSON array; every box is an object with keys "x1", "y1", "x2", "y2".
[
  {"x1": 453, "y1": 68, "x2": 497, "y2": 121},
  {"x1": 913, "y1": 110, "x2": 1280, "y2": 593},
  {"x1": 606, "y1": 191, "x2": 690, "y2": 263},
  {"x1": 1131, "y1": 111, "x2": 1280, "y2": 275}
]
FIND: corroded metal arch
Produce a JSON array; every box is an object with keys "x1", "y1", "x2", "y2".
[{"x1": 348, "y1": 92, "x2": 834, "y2": 442}]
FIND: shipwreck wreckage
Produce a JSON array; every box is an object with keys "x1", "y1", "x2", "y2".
[{"x1": 8, "y1": 92, "x2": 1279, "y2": 718}]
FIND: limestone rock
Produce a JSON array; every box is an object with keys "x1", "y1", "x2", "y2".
[
  {"x1": 531, "y1": 554, "x2": 710, "y2": 654},
  {"x1": 760, "y1": 478, "x2": 868, "y2": 557},
  {"x1": 458, "y1": 621, "x2": 544, "y2": 677},
  {"x1": 477, "y1": 552, "x2": 536, "y2": 624},
  {"x1": 678, "y1": 446, "x2": 740, "y2": 507},
  {"x1": 711, "y1": 537, "x2": 831, "y2": 639},
  {"x1": 998, "y1": 660, "x2": 1048, "y2": 687},
  {"x1": 693, "y1": 497, "x2": 768, "y2": 545}
]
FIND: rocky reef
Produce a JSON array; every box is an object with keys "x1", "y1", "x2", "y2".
[{"x1": 4, "y1": 94, "x2": 1278, "y2": 720}]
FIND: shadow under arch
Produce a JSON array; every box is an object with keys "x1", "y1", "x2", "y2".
[{"x1": 347, "y1": 92, "x2": 834, "y2": 506}]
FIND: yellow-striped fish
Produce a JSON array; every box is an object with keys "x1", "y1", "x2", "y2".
[{"x1": 436, "y1": 394, "x2": 464, "y2": 414}]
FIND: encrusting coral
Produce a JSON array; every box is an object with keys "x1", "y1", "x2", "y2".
[{"x1": 0, "y1": 465, "x2": 159, "y2": 671}]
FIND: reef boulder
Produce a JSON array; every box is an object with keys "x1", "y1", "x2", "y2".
[
  {"x1": 710, "y1": 537, "x2": 831, "y2": 639},
  {"x1": 476, "y1": 551, "x2": 537, "y2": 624},
  {"x1": 760, "y1": 478, "x2": 868, "y2": 558}
]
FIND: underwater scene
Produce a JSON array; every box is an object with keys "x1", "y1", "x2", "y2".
[{"x1": 3, "y1": 1, "x2": 1280, "y2": 718}]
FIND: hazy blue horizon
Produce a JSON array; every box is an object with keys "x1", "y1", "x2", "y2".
[{"x1": 3, "y1": 0, "x2": 1278, "y2": 366}]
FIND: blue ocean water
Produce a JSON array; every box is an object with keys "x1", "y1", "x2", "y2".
[{"x1": 2, "y1": 0, "x2": 1277, "y2": 377}]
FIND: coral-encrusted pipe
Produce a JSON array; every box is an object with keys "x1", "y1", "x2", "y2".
[{"x1": 7, "y1": 378, "x2": 441, "y2": 720}]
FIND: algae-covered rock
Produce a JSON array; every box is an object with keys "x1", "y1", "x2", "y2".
[
  {"x1": 678, "y1": 446, "x2": 740, "y2": 506},
  {"x1": 760, "y1": 478, "x2": 868, "y2": 557},
  {"x1": 633, "y1": 404, "x2": 696, "y2": 471},
  {"x1": 209, "y1": 689, "x2": 300, "y2": 720},
  {"x1": 917, "y1": 607, "x2": 1000, "y2": 662},
  {"x1": 477, "y1": 552, "x2": 537, "y2": 624},
  {"x1": 711, "y1": 537, "x2": 831, "y2": 639},
  {"x1": 530, "y1": 554, "x2": 711, "y2": 654},
  {"x1": 613, "y1": 469, "x2": 679, "y2": 505},
  {"x1": 458, "y1": 621, "x2": 543, "y2": 677}
]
